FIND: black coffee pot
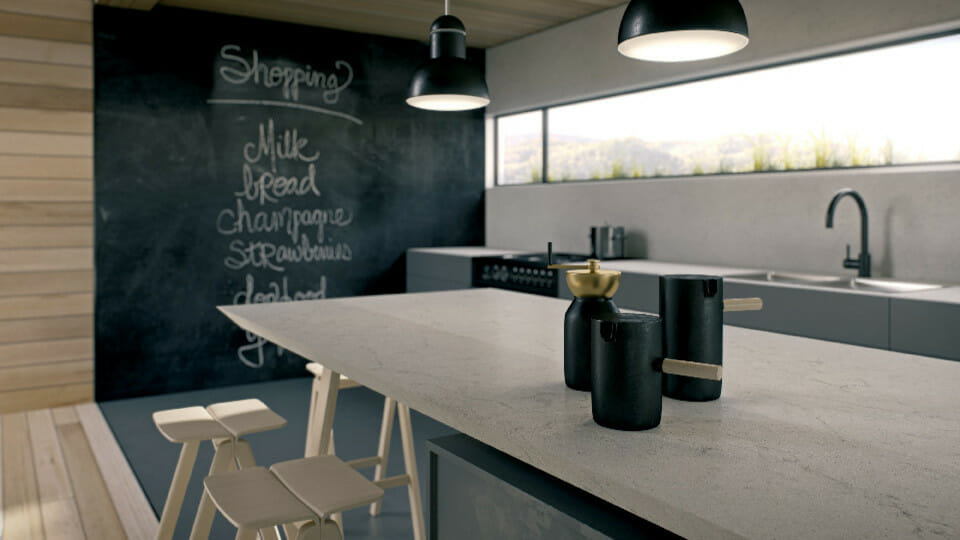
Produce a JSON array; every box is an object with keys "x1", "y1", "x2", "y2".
[
  {"x1": 547, "y1": 243, "x2": 621, "y2": 391},
  {"x1": 591, "y1": 313, "x2": 723, "y2": 430}
]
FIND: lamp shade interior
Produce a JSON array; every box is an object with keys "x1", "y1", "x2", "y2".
[
  {"x1": 618, "y1": 29, "x2": 749, "y2": 62},
  {"x1": 406, "y1": 94, "x2": 490, "y2": 111}
]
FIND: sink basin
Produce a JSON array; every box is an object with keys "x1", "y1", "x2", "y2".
[
  {"x1": 729, "y1": 271, "x2": 942, "y2": 294},
  {"x1": 844, "y1": 278, "x2": 942, "y2": 293},
  {"x1": 730, "y1": 271, "x2": 848, "y2": 286}
]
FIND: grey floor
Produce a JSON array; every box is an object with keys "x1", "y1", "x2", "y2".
[{"x1": 100, "y1": 377, "x2": 457, "y2": 539}]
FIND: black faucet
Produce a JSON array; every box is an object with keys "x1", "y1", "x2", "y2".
[{"x1": 825, "y1": 188, "x2": 871, "y2": 278}]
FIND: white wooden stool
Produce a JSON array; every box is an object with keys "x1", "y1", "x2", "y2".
[
  {"x1": 188, "y1": 399, "x2": 287, "y2": 540},
  {"x1": 306, "y1": 363, "x2": 424, "y2": 540},
  {"x1": 203, "y1": 456, "x2": 384, "y2": 540},
  {"x1": 153, "y1": 406, "x2": 232, "y2": 540},
  {"x1": 304, "y1": 362, "x2": 396, "y2": 517}
]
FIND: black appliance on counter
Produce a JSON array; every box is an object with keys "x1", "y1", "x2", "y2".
[{"x1": 472, "y1": 252, "x2": 590, "y2": 297}]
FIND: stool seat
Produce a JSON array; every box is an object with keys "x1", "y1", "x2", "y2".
[
  {"x1": 203, "y1": 467, "x2": 314, "y2": 530},
  {"x1": 271, "y1": 456, "x2": 385, "y2": 518},
  {"x1": 306, "y1": 362, "x2": 360, "y2": 389},
  {"x1": 207, "y1": 398, "x2": 287, "y2": 438},
  {"x1": 153, "y1": 406, "x2": 231, "y2": 443}
]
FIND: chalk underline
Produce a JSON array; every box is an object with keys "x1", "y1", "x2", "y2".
[{"x1": 207, "y1": 98, "x2": 364, "y2": 125}]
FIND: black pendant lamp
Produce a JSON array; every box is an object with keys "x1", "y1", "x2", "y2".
[
  {"x1": 407, "y1": 0, "x2": 489, "y2": 111},
  {"x1": 617, "y1": 0, "x2": 749, "y2": 62}
]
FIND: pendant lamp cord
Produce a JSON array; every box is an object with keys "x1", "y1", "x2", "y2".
[{"x1": 444, "y1": 0, "x2": 449, "y2": 15}]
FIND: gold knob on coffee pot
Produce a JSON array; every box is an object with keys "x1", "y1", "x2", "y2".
[{"x1": 547, "y1": 243, "x2": 621, "y2": 298}]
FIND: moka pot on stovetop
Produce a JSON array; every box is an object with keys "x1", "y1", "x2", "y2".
[{"x1": 547, "y1": 242, "x2": 621, "y2": 391}]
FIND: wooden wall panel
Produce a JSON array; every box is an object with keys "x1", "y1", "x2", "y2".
[
  {"x1": 0, "y1": 107, "x2": 92, "y2": 133},
  {"x1": 0, "y1": 0, "x2": 92, "y2": 23},
  {"x1": 0, "y1": 12, "x2": 92, "y2": 43},
  {"x1": 0, "y1": 180, "x2": 93, "y2": 201},
  {"x1": 0, "y1": 226, "x2": 93, "y2": 248},
  {"x1": 0, "y1": 203, "x2": 94, "y2": 225},
  {"x1": 0, "y1": 155, "x2": 92, "y2": 178},
  {"x1": 0, "y1": 59, "x2": 92, "y2": 88},
  {"x1": 0, "y1": 248, "x2": 93, "y2": 272},
  {"x1": 0, "y1": 359, "x2": 92, "y2": 392},
  {"x1": 0, "y1": 383, "x2": 93, "y2": 415},
  {"x1": 0, "y1": 339, "x2": 92, "y2": 368},
  {"x1": 0, "y1": 315, "x2": 92, "y2": 344},
  {"x1": 0, "y1": 0, "x2": 95, "y2": 412},
  {"x1": 0, "y1": 35, "x2": 92, "y2": 65},
  {"x1": 0, "y1": 82, "x2": 92, "y2": 111},
  {"x1": 0, "y1": 131, "x2": 92, "y2": 155},
  {"x1": 0, "y1": 293, "x2": 93, "y2": 320}
]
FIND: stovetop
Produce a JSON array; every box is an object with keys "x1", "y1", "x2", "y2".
[
  {"x1": 496, "y1": 252, "x2": 589, "y2": 266},
  {"x1": 472, "y1": 252, "x2": 589, "y2": 297}
]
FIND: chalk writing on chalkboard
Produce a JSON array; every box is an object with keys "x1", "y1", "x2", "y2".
[
  {"x1": 217, "y1": 115, "x2": 354, "y2": 368},
  {"x1": 208, "y1": 44, "x2": 363, "y2": 124}
]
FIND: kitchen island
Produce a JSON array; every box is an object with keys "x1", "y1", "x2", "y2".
[{"x1": 219, "y1": 288, "x2": 960, "y2": 539}]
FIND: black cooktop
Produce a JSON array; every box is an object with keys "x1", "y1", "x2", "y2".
[{"x1": 472, "y1": 252, "x2": 589, "y2": 296}]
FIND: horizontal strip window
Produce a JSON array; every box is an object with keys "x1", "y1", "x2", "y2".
[{"x1": 495, "y1": 32, "x2": 960, "y2": 185}]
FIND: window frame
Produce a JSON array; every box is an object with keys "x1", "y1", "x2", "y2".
[{"x1": 493, "y1": 29, "x2": 960, "y2": 187}]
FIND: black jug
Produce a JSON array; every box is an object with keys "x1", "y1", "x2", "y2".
[
  {"x1": 591, "y1": 313, "x2": 663, "y2": 430},
  {"x1": 660, "y1": 275, "x2": 723, "y2": 401}
]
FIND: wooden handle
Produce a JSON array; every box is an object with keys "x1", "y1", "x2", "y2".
[
  {"x1": 724, "y1": 297, "x2": 763, "y2": 312},
  {"x1": 662, "y1": 358, "x2": 723, "y2": 381}
]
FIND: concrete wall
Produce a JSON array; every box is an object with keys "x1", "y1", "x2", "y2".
[{"x1": 484, "y1": 0, "x2": 960, "y2": 284}]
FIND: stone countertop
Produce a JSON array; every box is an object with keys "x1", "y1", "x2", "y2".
[
  {"x1": 897, "y1": 285, "x2": 960, "y2": 304},
  {"x1": 219, "y1": 289, "x2": 960, "y2": 540},
  {"x1": 409, "y1": 247, "x2": 960, "y2": 301},
  {"x1": 599, "y1": 259, "x2": 758, "y2": 277}
]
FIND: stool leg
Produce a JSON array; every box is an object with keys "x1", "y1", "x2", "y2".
[
  {"x1": 369, "y1": 397, "x2": 396, "y2": 516},
  {"x1": 305, "y1": 373, "x2": 321, "y2": 456},
  {"x1": 189, "y1": 439, "x2": 238, "y2": 540},
  {"x1": 156, "y1": 440, "x2": 200, "y2": 540},
  {"x1": 329, "y1": 426, "x2": 343, "y2": 530},
  {"x1": 235, "y1": 527, "x2": 258, "y2": 540},
  {"x1": 306, "y1": 366, "x2": 340, "y2": 458},
  {"x1": 398, "y1": 403, "x2": 426, "y2": 540}
]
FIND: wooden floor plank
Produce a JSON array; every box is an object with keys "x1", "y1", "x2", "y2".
[
  {"x1": 27, "y1": 408, "x2": 86, "y2": 540},
  {"x1": 76, "y1": 403, "x2": 159, "y2": 540},
  {"x1": 51, "y1": 405, "x2": 79, "y2": 426},
  {"x1": 57, "y1": 419, "x2": 125, "y2": 539},
  {"x1": 2, "y1": 412, "x2": 45, "y2": 539}
]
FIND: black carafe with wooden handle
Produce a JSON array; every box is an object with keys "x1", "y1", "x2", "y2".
[
  {"x1": 660, "y1": 274, "x2": 724, "y2": 401},
  {"x1": 548, "y1": 244, "x2": 621, "y2": 391}
]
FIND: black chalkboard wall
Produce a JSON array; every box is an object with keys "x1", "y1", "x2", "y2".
[{"x1": 94, "y1": 6, "x2": 485, "y2": 400}]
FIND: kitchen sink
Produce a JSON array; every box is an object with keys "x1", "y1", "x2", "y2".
[
  {"x1": 730, "y1": 271, "x2": 849, "y2": 286},
  {"x1": 729, "y1": 271, "x2": 942, "y2": 294},
  {"x1": 843, "y1": 278, "x2": 942, "y2": 293}
]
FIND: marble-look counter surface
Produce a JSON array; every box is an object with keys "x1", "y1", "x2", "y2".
[{"x1": 220, "y1": 289, "x2": 960, "y2": 540}]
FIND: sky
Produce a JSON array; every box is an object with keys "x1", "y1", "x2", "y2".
[{"x1": 499, "y1": 34, "x2": 960, "y2": 160}]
